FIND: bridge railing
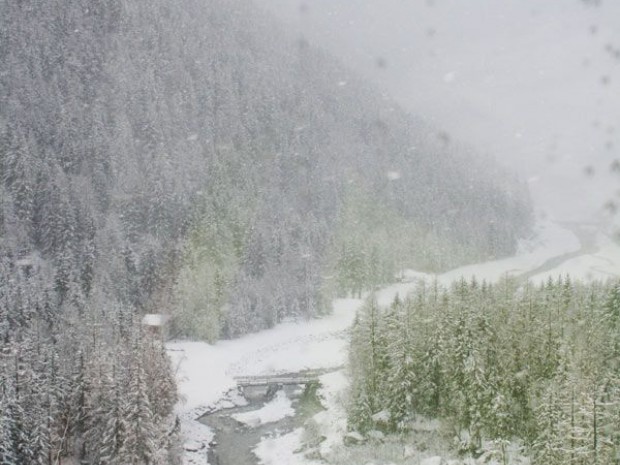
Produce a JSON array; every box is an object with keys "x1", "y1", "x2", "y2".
[{"x1": 234, "y1": 375, "x2": 318, "y2": 387}]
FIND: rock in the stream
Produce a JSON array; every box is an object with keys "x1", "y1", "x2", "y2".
[
  {"x1": 344, "y1": 431, "x2": 366, "y2": 446},
  {"x1": 183, "y1": 440, "x2": 205, "y2": 452}
]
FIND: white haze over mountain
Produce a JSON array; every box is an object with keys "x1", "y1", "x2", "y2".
[{"x1": 259, "y1": 0, "x2": 620, "y2": 223}]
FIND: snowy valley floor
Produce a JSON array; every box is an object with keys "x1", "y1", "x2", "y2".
[{"x1": 167, "y1": 220, "x2": 620, "y2": 465}]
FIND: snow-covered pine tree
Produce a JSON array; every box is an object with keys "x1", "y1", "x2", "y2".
[
  {"x1": 97, "y1": 364, "x2": 128, "y2": 465},
  {"x1": 532, "y1": 385, "x2": 571, "y2": 465},
  {"x1": 0, "y1": 393, "x2": 19, "y2": 465},
  {"x1": 142, "y1": 340, "x2": 177, "y2": 420},
  {"x1": 120, "y1": 356, "x2": 158, "y2": 465},
  {"x1": 384, "y1": 294, "x2": 416, "y2": 431},
  {"x1": 348, "y1": 297, "x2": 390, "y2": 431}
]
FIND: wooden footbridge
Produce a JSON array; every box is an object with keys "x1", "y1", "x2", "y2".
[{"x1": 234, "y1": 373, "x2": 320, "y2": 388}]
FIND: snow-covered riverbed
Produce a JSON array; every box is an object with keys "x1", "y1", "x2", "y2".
[
  {"x1": 168, "y1": 220, "x2": 620, "y2": 465},
  {"x1": 167, "y1": 296, "x2": 361, "y2": 464}
]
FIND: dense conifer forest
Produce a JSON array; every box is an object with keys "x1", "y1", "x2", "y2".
[
  {"x1": 348, "y1": 277, "x2": 620, "y2": 463},
  {"x1": 0, "y1": 0, "x2": 533, "y2": 462}
]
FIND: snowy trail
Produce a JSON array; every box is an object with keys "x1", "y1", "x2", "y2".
[
  {"x1": 518, "y1": 222, "x2": 599, "y2": 282},
  {"x1": 169, "y1": 220, "x2": 620, "y2": 465},
  {"x1": 374, "y1": 220, "x2": 582, "y2": 306},
  {"x1": 527, "y1": 221, "x2": 620, "y2": 283}
]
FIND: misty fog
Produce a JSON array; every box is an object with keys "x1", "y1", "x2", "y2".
[{"x1": 260, "y1": 0, "x2": 620, "y2": 221}]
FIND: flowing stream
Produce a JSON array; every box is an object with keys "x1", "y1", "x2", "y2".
[{"x1": 199, "y1": 380, "x2": 320, "y2": 465}]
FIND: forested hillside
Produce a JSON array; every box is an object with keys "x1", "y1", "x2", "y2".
[{"x1": 1, "y1": 0, "x2": 531, "y2": 462}]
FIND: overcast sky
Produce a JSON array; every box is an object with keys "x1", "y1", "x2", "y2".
[{"x1": 259, "y1": 0, "x2": 620, "y2": 223}]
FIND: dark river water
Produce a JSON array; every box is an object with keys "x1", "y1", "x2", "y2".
[{"x1": 199, "y1": 382, "x2": 320, "y2": 465}]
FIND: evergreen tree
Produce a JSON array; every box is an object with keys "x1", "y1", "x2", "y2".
[
  {"x1": 121, "y1": 360, "x2": 157, "y2": 465},
  {"x1": 97, "y1": 367, "x2": 128, "y2": 465},
  {"x1": 0, "y1": 395, "x2": 19, "y2": 465},
  {"x1": 384, "y1": 296, "x2": 416, "y2": 431}
]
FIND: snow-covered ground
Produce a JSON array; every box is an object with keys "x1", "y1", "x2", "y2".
[
  {"x1": 232, "y1": 391, "x2": 295, "y2": 427},
  {"x1": 169, "y1": 220, "x2": 620, "y2": 465},
  {"x1": 169, "y1": 297, "x2": 358, "y2": 411},
  {"x1": 438, "y1": 220, "x2": 580, "y2": 284},
  {"x1": 529, "y1": 230, "x2": 620, "y2": 283},
  {"x1": 254, "y1": 428, "x2": 322, "y2": 465},
  {"x1": 314, "y1": 371, "x2": 349, "y2": 456},
  {"x1": 376, "y1": 220, "x2": 581, "y2": 307}
]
